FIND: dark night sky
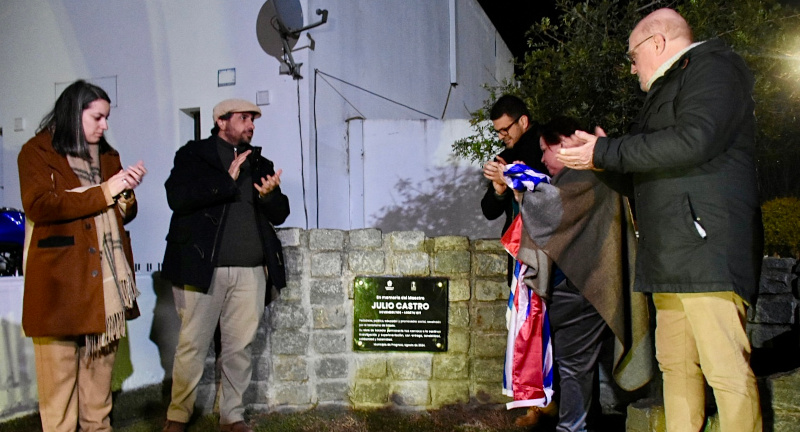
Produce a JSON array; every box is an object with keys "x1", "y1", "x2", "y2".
[{"x1": 478, "y1": 0, "x2": 556, "y2": 59}]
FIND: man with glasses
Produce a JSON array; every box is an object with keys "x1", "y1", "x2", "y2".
[
  {"x1": 558, "y1": 8, "x2": 762, "y2": 431},
  {"x1": 161, "y1": 99, "x2": 290, "y2": 432},
  {"x1": 481, "y1": 95, "x2": 547, "y2": 285}
]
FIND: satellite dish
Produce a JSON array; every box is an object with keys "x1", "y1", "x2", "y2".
[
  {"x1": 256, "y1": 0, "x2": 303, "y2": 58},
  {"x1": 256, "y1": 0, "x2": 328, "y2": 79}
]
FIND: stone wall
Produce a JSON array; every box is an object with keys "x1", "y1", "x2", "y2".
[
  {"x1": 6, "y1": 230, "x2": 798, "y2": 427},
  {"x1": 748, "y1": 258, "x2": 798, "y2": 351},
  {"x1": 190, "y1": 233, "x2": 800, "y2": 419},
  {"x1": 749, "y1": 258, "x2": 800, "y2": 431},
  {"x1": 191, "y1": 228, "x2": 512, "y2": 414}
]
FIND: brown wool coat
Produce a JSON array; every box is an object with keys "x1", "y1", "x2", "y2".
[
  {"x1": 517, "y1": 168, "x2": 653, "y2": 391},
  {"x1": 18, "y1": 131, "x2": 137, "y2": 337}
]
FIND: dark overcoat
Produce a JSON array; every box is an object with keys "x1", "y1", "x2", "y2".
[
  {"x1": 161, "y1": 136, "x2": 289, "y2": 300},
  {"x1": 593, "y1": 39, "x2": 763, "y2": 303}
]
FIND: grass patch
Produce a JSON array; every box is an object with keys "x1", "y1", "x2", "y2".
[
  {"x1": 2, "y1": 405, "x2": 526, "y2": 432},
  {"x1": 1, "y1": 384, "x2": 625, "y2": 431}
]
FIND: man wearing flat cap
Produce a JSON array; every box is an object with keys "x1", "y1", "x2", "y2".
[{"x1": 161, "y1": 98, "x2": 289, "y2": 432}]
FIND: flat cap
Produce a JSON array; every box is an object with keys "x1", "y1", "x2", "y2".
[{"x1": 213, "y1": 98, "x2": 262, "y2": 123}]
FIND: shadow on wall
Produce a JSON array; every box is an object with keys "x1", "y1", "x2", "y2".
[
  {"x1": 0, "y1": 318, "x2": 37, "y2": 420},
  {"x1": 370, "y1": 165, "x2": 502, "y2": 239},
  {"x1": 148, "y1": 272, "x2": 180, "y2": 399}
]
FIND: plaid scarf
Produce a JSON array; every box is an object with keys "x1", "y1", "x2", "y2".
[{"x1": 67, "y1": 150, "x2": 138, "y2": 357}]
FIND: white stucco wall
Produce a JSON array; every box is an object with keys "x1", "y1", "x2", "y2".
[
  {"x1": 0, "y1": 1, "x2": 511, "y2": 413},
  {"x1": 0, "y1": 0, "x2": 305, "y2": 269},
  {"x1": 0, "y1": 0, "x2": 512, "y2": 269},
  {"x1": 306, "y1": 0, "x2": 513, "y2": 229},
  {"x1": 354, "y1": 119, "x2": 503, "y2": 239}
]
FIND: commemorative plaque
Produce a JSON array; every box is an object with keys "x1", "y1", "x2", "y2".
[{"x1": 353, "y1": 276, "x2": 448, "y2": 352}]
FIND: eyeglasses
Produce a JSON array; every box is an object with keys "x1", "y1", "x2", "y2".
[
  {"x1": 494, "y1": 117, "x2": 520, "y2": 136},
  {"x1": 626, "y1": 34, "x2": 655, "y2": 66}
]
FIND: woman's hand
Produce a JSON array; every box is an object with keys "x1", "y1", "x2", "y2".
[{"x1": 108, "y1": 160, "x2": 147, "y2": 197}]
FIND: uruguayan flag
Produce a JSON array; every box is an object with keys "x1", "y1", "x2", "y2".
[
  {"x1": 500, "y1": 163, "x2": 554, "y2": 410},
  {"x1": 503, "y1": 163, "x2": 550, "y2": 192},
  {"x1": 502, "y1": 259, "x2": 554, "y2": 409}
]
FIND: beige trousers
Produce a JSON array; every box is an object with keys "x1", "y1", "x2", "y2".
[
  {"x1": 653, "y1": 292, "x2": 762, "y2": 432},
  {"x1": 167, "y1": 266, "x2": 266, "y2": 425},
  {"x1": 32, "y1": 337, "x2": 116, "y2": 432}
]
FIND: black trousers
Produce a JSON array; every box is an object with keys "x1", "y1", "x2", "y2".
[{"x1": 549, "y1": 278, "x2": 609, "y2": 432}]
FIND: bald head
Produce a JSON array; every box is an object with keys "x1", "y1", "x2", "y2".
[
  {"x1": 632, "y1": 8, "x2": 693, "y2": 54},
  {"x1": 628, "y1": 8, "x2": 694, "y2": 91}
]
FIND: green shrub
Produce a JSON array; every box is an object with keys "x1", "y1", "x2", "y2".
[{"x1": 761, "y1": 197, "x2": 800, "y2": 258}]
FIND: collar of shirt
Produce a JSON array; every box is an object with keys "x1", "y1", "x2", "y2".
[{"x1": 645, "y1": 40, "x2": 705, "y2": 92}]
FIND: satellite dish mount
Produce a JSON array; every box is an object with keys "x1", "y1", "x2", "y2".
[
  {"x1": 257, "y1": 0, "x2": 328, "y2": 80},
  {"x1": 275, "y1": 9, "x2": 327, "y2": 79},
  {"x1": 257, "y1": 1, "x2": 328, "y2": 79}
]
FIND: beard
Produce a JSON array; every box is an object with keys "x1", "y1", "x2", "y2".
[{"x1": 236, "y1": 132, "x2": 253, "y2": 146}]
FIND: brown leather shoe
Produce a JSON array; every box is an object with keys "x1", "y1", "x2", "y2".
[
  {"x1": 220, "y1": 420, "x2": 254, "y2": 432},
  {"x1": 514, "y1": 401, "x2": 558, "y2": 427},
  {"x1": 162, "y1": 419, "x2": 187, "y2": 432}
]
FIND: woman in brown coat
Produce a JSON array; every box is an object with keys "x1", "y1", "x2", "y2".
[{"x1": 18, "y1": 80, "x2": 146, "y2": 432}]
